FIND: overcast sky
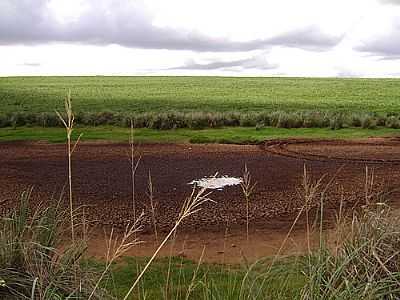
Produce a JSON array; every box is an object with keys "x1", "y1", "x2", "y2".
[{"x1": 1, "y1": 0, "x2": 400, "y2": 77}]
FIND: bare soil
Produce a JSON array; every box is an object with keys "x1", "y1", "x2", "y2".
[{"x1": 1, "y1": 138, "x2": 400, "y2": 262}]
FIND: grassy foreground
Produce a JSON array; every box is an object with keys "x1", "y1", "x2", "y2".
[
  {"x1": 1, "y1": 76, "x2": 400, "y2": 114},
  {"x1": 91, "y1": 256, "x2": 304, "y2": 299},
  {"x1": 0, "y1": 126, "x2": 399, "y2": 144}
]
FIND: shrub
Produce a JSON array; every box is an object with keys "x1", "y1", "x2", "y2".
[
  {"x1": 223, "y1": 112, "x2": 241, "y2": 127},
  {"x1": 375, "y1": 114, "x2": 388, "y2": 126},
  {"x1": 302, "y1": 112, "x2": 329, "y2": 128},
  {"x1": 239, "y1": 113, "x2": 256, "y2": 127},
  {"x1": 360, "y1": 114, "x2": 377, "y2": 129},
  {"x1": 172, "y1": 112, "x2": 188, "y2": 129},
  {"x1": 95, "y1": 111, "x2": 116, "y2": 125},
  {"x1": 329, "y1": 115, "x2": 344, "y2": 130},
  {"x1": 348, "y1": 113, "x2": 362, "y2": 127},
  {"x1": 2, "y1": 110, "x2": 400, "y2": 129},
  {"x1": 386, "y1": 116, "x2": 400, "y2": 129},
  {"x1": 276, "y1": 112, "x2": 302, "y2": 128},
  {"x1": 256, "y1": 111, "x2": 272, "y2": 126},
  {"x1": 21, "y1": 113, "x2": 37, "y2": 127},
  {"x1": 10, "y1": 112, "x2": 27, "y2": 128},
  {"x1": 269, "y1": 111, "x2": 282, "y2": 127},
  {"x1": 0, "y1": 114, "x2": 11, "y2": 128},
  {"x1": 36, "y1": 112, "x2": 60, "y2": 127},
  {"x1": 132, "y1": 113, "x2": 149, "y2": 128},
  {"x1": 186, "y1": 112, "x2": 209, "y2": 129},
  {"x1": 78, "y1": 112, "x2": 98, "y2": 126},
  {"x1": 159, "y1": 113, "x2": 182, "y2": 130}
]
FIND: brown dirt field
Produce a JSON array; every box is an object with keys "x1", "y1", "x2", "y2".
[
  {"x1": 264, "y1": 137, "x2": 400, "y2": 163},
  {"x1": 1, "y1": 138, "x2": 400, "y2": 262}
]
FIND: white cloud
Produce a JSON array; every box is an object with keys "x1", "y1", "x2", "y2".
[
  {"x1": 0, "y1": 0, "x2": 399, "y2": 76},
  {"x1": 169, "y1": 53, "x2": 278, "y2": 71},
  {"x1": 0, "y1": 0, "x2": 341, "y2": 51}
]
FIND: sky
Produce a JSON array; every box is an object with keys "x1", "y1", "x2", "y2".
[{"x1": 1, "y1": 0, "x2": 400, "y2": 77}]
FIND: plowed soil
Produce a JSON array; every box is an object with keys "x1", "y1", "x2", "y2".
[{"x1": 2, "y1": 138, "x2": 400, "y2": 262}]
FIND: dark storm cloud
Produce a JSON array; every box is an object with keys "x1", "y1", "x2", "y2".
[
  {"x1": 0, "y1": 0, "x2": 343, "y2": 52},
  {"x1": 355, "y1": 20, "x2": 400, "y2": 59},
  {"x1": 170, "y1": 55, "x2": 278, "y2": 70}
]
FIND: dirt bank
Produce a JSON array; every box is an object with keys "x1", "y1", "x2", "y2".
[{"x1": 1, "y1": 139, "x2": 400, "y2": 262}]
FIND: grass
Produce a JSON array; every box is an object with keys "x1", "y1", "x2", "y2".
[
  {"x1": 2, "y1": 77, "x2": 400, "y2": 114},
  {"x1": 302, "y1": 201, "x2": 400, "y2": 299},
  {"x1": 0, "y1": 126, "x2": 399, "y2": 144},
  {"x1": 88, "y1": 256, "x2": 305, "y2": 300},
  {"x1": 0, "y1": 190, "x2": 106, "y2": 299}
]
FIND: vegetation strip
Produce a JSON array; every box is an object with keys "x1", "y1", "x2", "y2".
[{"x1": 0, "y1": 126, "x2": 399, "y2": 144}]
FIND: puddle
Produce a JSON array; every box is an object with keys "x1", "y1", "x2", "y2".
[{"x1": 189, "y1": 176, "x2": 243, "y2": 190}]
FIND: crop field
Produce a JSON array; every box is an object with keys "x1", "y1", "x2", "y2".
[{"x1": 1, "y1": 76, "x2": 400, "y2": 114}]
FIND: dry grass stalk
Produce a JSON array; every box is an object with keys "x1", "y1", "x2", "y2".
[
  {"x1": 266, "y1": 165, "x2": 341, "y2": 273},
  {"x1": 298, "y1": 165, "x2": 325, "y2": 255},
  {"x1": 88, "y1": 214, "x2": 143, "y2": 300},
  {"x1": 222, "y1": 220, "x2": 229, "y2": 265},
  {"x1": 129, "y1": 119, "x2": 142, "y2": 224},
  {"x1": 55, "y1": 90, "x2": 82, "y2": 244},
  {"x1": 336, "y1": 166, "x2": 381, "y2": 250},
  {"x1": 185, "y1": 245, "x2": 206, "y2": 300},
  {"x1": 164, "y1": 219, "x2": 182, "y2": 300},
  {"x1": 164, "y1": 238, "x2": 175, "y2": 299},
  {"x1": 172, "y1": 239, "x2": 189, "y2": 300},
  {"x1": 332, "y1": 186, "x2": 346, "y2": 255},
  {"x1": 147, "y1": 170, "x2": 158, "y2": 241},
  {"x1": 301, "y1": 175, "x2": 400, "y2": 299},
  {"x1": 122, "y1": 186, "x2": 213, "y2": 300},
  {"x1": 365, "y1": 166, "x2": 375, "y2": 206},
  {"x1": 240, "y1": 164, "x2": 256, "y2": 243}
]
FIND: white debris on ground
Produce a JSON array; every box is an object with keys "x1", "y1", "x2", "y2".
[{"x1": 188, "y1": 176, "x2": 243, "y2": 190}]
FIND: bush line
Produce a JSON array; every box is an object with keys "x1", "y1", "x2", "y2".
[{"x1": 1, "y1": 111, "x2": 400, "y2": 130}]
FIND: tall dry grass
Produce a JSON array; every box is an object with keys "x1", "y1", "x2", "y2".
[
  {"x1": 240, "y1": 164, "x2": 256, "y2": 243},
  {"x1": 55, "y1": 90, "x2": 82, "y2": 243},
  {"x1": 147, "y1": 170, "x2": 158, "y2": 241},
  {"x1": 300, "y1": 167, "x2": 400, "y2": 299},
  {"x1": 129, "y1": 119, "x2": 141, "y2": 224},
  {"x1": 0, "y1": 190, "x2": 108, "y2": 299},
  {"x1": 88, "y1": 215, "x2": 143, "y2": 300}
]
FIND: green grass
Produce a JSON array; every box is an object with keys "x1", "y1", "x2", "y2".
[
  {"x1": 1, "y1": 76, "x2": 400, "y2": 114},
  {"x1": 87, "y1": 256, "x2": 305, "y2": 300},
  {"x1": 0, "y1": 126, "x2": 399, "y2": 144}
]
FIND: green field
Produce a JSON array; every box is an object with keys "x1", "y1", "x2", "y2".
[
  {"x1": 1, "y1": 76, "x2": 400, "y2": 114},
  {"x1": 1, "y1": 126, "x2": 398, "y2": 143}
]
